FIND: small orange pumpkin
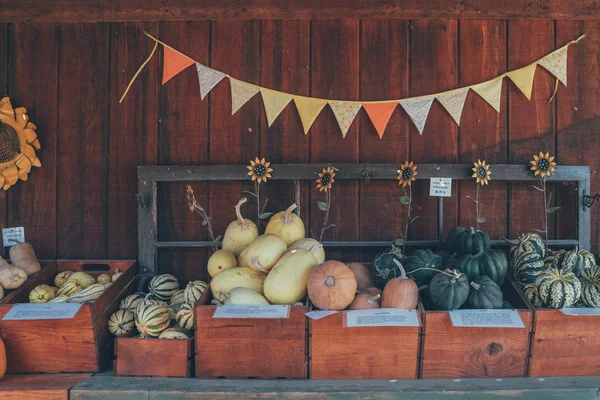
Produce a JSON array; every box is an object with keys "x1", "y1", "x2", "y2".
[
  {"x1": 381, "y1": 259, "x2": 419, "y2": 309},
  {"x1": 0, "y1": 337, "x2": 6, "y2": 379},
  {"x1": 347, "y1": 262, "x2": 374, "y2": 292},
  {"x1": 348, "y1": 287, "x2": 382, "y2": 310},
  {"x1": 307, "y1": 261, "x2": 357, "y2": 311}
]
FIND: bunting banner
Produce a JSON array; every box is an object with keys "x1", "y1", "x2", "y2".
[{"x1": 120, "y1": 31, "x2": 587, "y2": 138}]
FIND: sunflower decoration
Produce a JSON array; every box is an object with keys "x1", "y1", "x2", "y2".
[
  {"x1": 316, "y1": 166, "x2": 337, "y2": 192},
  {"x1": 396, "y1": 161, "x2": 417, "y2": 188},
  {"x1": 247, "y1": 157, "x2": 273, "y2": 184},
  {"x1": 0, "y1": 97, "x2": 42, "y2": 191},
  {"x1": 472, "y1": 160, "x2": 491, "y2": 186},
  {"x1": 530, "y1": 152, "x2": 557, "y2": 178}
]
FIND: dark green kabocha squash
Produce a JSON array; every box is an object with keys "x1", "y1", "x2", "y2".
[
  {"x1": 403, "y1": 249, "x2": 443, "y2": 286},
  {"x1": 536, "y1": 267, "x2": 581, "y2": 308},
  {"x1": 435, "y1": 250, "x2": 458, "y2": 269},
  {"x1": 507, "y1": 233, "x2": 546, "y2": 261},
  {"x1": 428, "y1": 269, "x2": 470, "y2": 310},
  {"x1": 580, "y1": 264, "x2": 600, "y2": 308},
  {"x1": 512, "y1": 250, "x2": 544, "y2": 285},
  {"x1": 444, "y1": 226, "x2": 491, "y2": 257},
  {"x1": 502, "y1": 301, "x2": 515, "y2": 309},
  {"x1": 372, "y1": 245, "x2": 406, "y2": 289},
  {"x1": 456, "y1": 249, "x2": 508, "y2": 286},
  {"x1": 467, "y1": 276, "x2": 504, "y2": 309}
]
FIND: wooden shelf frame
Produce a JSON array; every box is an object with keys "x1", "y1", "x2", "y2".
[{"x1": 137, "y1": 163, "x2": 590, "y2": 276}]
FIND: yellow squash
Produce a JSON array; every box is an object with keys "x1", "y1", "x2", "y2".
[
  {"x1": 222, "y1": 198, "x2": 259, "y2": 256},
  {"x1": 263, "y1": 249, "x2": 319, "y2": 305},
  {"x1": 207, "y1": 249, "x2": 237, "y2": 278},
  {"x1": 210, "y1": 267, "x2": 266, "y2": 302},
  {"x1": 288, "y1": 238, "x2": 325, "y2": 264},
  {"x1": 265, "y1": 203, "x2": 305, "y2": 246},
  {"x1": 223, "y1": 287, "x2": 270, "y2": 305},
  {"x1": 237, "y1": 234, "x2": 287, "y2": 273},
  {"x1": 29, "y1": 284, "x2": 56, "y2": 303}
]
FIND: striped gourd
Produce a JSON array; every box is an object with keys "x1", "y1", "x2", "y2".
[
  {"x1": 176, "y1": 303, "x2": 194, "y2": 330},
  {"x1": 120, "y1": 294, "x2": 144, "y2": 314},
  {"x1": 573, "y1": 249, "x2": 596, "y2": 279},
  {"x1": 580, "y1": 264, "x2": 600, "y2": 308},
  {"x1": 54, "y1": 271, "x2": 74, "y2": 288},
  {"x1": 167, "y1": 305, "x2": 178, "y2": 320},
  {"x1": 522, "y1": 283, "x2": 544, "y2": 308},
  {"x1": 184, "y1": 280, "x2": 208, "y2": 305},
  {"x1": 159, "y1": 327, "x2": 189, "y2": 340},
  {"x1": 135, "y1": 294, "x2": 168, "y2": 319},
  {"x1": 108, "y1": 310, "x2": 136, "y2": 337},
  {"x1": 135, "y1": 304, "x2": 170, "y2": 338},
  {"x1": 536, "y1": 267, "x2": 581, "y2": 308},
  {"x1": 512, "y1": 250, "x2": 545, "y2": 284},
  {"x1": 551, "y1": 250, "x2": 578, "y2": 273},
  {"x1": 508, "y1": 233, "x2": 546, "y2": 261},
  {"x1": 56, "y1": 280, "x2": 82, "y2": 297},
  {"x1": 48, "y1": 295, "x2": 70, "y2": 303},
  {"x1": 67, "y1": 272, "x2": 96, "y2": 289},
  {"x1": 112, "y1": 268, "x2": 123, "y2": 282},
  {"x1": 29, "y1": 284, "x2": 56, "y2": 303},
  {"x1": 170, "y1": 289, "x2": 185, "y2": 306},
  {"x1": 96, "y1": 274, "x2": 111, "y2": 284},
  {"x1": 68, "y1": 283, "x2": 106, "y2": 303},
  {"x1": 149, "y1": 274, "x2": 180, "y2": 302}
]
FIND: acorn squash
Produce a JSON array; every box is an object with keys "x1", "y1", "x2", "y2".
[
  {"x1": 403, "y1": 249, "x2": 442, "y2": 287},
  {"x1": 536, "y1": 267, "x2": 581, "y2": 308},
  {"x1": 444, "y1": 226, "x2": 491, "y2": 256},
  {"x1": 372, "y1": 245, "x2": 405, "y2": 289},
  {"x1": 456, "y1": 249, "x2": 508, "y2": 286},
  {"x1": 428, "y1": 269, "x2": 469, "y2": 310},
  {"x1": 467, "y1": 275, "x2": 503, "y2": 309}
]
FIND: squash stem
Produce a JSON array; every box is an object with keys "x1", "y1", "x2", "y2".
[
  {"x1": 283, "y1": 203, "x2": 298, "y2": 222},
  {"x1": 406, "y1": 266, "x2": 457, "y2": 278},
  {"x1": 392, "y1": 258, "x2": 408, "y2": 279},
  {"x1": 470, "y1": 281, "x2": 481, "y2": 290},
  {"x1": 325, "y1": 276, "x2": 335, "y2": 287},
  {"x1": 235, "y1": 197, "x2": 249, "y2": 227},
  {"x1": 367, "y1": 294, "x2": 381, "y2": 303}
]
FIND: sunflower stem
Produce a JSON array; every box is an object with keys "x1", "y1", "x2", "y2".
[
  {"x1": 403, "y1": 185, "x2": 412, "y2": 254},
  {"x1": 475, "y1": 183, "x2": 480, "y2": 230},
  {"x1": 255, "y1": 181, "x2": 261, "y2": 228},
  {"x1": 542, "y1": 177, "x2": 549, "y2": 253},
  {"x1": 319, "y1": 189, "x2": 331, "y2": 242}
]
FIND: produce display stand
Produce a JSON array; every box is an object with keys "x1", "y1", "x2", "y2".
[
  {"x1": 0, "y1": 260, "x2": 136, "y2": 373},
  {"x1": 0, "y1": 373, "x2": 91, "y2": 400}
]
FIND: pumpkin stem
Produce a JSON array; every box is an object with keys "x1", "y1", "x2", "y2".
[
  {"x1": 367, "y1": 294, "x2": 381, "y2": 304},
  {"x1": 470, "y1": 281, "x2": 481, "y2": 290},
  {"x1": 325, "y1": 276, "x2": 335, "y2": 287},
  {"x1": 283, "y1": 203, "x2": 298, "y2": 222},
  {"x1": 235, "y1": 198, "x2": 249, "y2": 227},
  {"x1": 309, "y1": 242, "x2": 323, "y2": 254},
  {"x1": 251, "y1": 257, "x2": 269, "y2": 273}
]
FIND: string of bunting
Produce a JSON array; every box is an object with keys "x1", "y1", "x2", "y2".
[{"x1": 120, "y1": 31, "x2": 587, "y2": 138}]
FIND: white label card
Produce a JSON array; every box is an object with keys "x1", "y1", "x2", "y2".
[
  {"x1": 560, "y1": 308, "x2": 600, "y2": 316},
  {"x1": 2, "y1": 227, "x2": 25, "y2": 247},
  {"x1": 345, "y1": 308, "x2": 420, "y2": 328},
  {"x1": 449, "y1": 309, "x2": 525, "y2": 328},
  {"x1": 212, "y1": 305, "x2": 290, "y2": 319},
  {"x1": 305, "y1": 310, "x2": 338, "y2": 320},
  {"x1": 430, "y1": 178, "x2": 452, "y2": 197},
  {"x1": 3, "y1": 303, "x2": 82, "y2": 320}
]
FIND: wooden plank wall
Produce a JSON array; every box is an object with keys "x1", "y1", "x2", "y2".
[{"x1": 1, "y1": 20, "x2": 598, "y2": 281}]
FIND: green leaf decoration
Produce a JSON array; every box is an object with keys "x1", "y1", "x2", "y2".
[
  {"x1": 242, "y1": 190, "x2": 258, "y2": 197},
  {"x1": 317, "y1": 201, "x2": 329, "y2": 211},
  {"x1": 477, "y1": 217, "x2": 487, "y2": 223},
  {"x1": 322, "y1": 224, "x2": 336, "y2": 231},
  {"x1": 529, "y1": 185, "x2": 545, "y2": 192},
  {"x1": 399, "y1": 196, "x2": 411, "y2": 205},
  {"x1": 259, "y1": 212, "x2": 274, "y2": 219},
  {"x1": 546, "y1": 207, "x2": 561, "y2": 214}
]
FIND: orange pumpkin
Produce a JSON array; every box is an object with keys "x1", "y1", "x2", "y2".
[
  {"x1": 347, "y1": 262, "x2": 374, "y2": 292},
  {"x1": 381, "y1": 259, "x2": 419, "y2": 309},
  {"x1": 348, "y1": 288, "x2": 381, "y2": 310},
  {"x1": 308, "y1": 261, "x2": 357, "y2": 311},
  {"x1": 0, "y1": 337, "x2": 6, "y2": 379}
]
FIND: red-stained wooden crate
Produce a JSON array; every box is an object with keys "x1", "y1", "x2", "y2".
[
  {"x1": 0, "y1": 260, "x2": 136, "y2": 373},
  {"x1": 420, "y1": 278, "x2": 533, "y2": 378},
  {"x1": 195, "y1": 291, "x2": 308, "y2": 379}
]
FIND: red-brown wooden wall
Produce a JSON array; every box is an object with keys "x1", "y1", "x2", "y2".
[{"x1": 1, "y1": 20, "x2": 599, "y2": 281}]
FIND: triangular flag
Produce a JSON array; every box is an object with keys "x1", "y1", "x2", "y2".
[
  {"x1": 506, "y1": 62, "x2": 537, "y2": 100},
  {"x1": 196, "y1": 63, "x2": 227, "y2": 100},
  {"x1": 260, "y1": 88, "x2": 293, "y2": 127},
  {"x1": 162, "y1": 46, "x2": 195, "y2": 85},
  {"x1": 329, "y1": 101, "x2": 362, "y2": 138},
  {"x1": 362, "y1": 102, "x2": 397, "y2": 139},
  {"x1": 436, "y1": 88, "x2": 470, "y2": 126},
  {"x1": 470, "y1": 76, "x2": 504, "y2": 113},
  {"x1": 399, "y1": 96, "x2": 434, "y2": 134},
  {"x1": 538, "y1": 47, "x2": 568, "y2": 86},
  {"x1": 229, "y1": 78, "x2": 260, "y2": 115},
  {"x1": 293, "y1": 96, "x2": 327, "y2": 134}
]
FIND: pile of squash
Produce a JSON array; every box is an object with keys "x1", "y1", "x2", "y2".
[
  {"x1": 0, "y1": 242, "x2": 42, "y2": 300},
  {"x1": 509, "y1": 233, "x2": 599, "y2": 308},
  {"x1": 107, "y1": 274, "x2": 207, "y2": 340},
  {"x1": 28, "y1": 269, "x2": 121, "y2": 304}
]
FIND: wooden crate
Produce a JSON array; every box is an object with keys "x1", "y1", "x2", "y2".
[
  {"x1": 420, "y1": 278, "x2": 533, "y2": 378},
  {"x1": 114, "y1": 336, "x2": 194, "y2": 377},
  {"x1": 0, "y1": 260, "x2": 136, "y2": 373},
  {"x1": 0, "y1": 373, "x2": 91, "y2": 400},
  {"x1": 195, "y1": 291, "x2": 308, "y2": 379},
  {"x1": 309, "y1": 303, "x2": 422, "y2": 379}
]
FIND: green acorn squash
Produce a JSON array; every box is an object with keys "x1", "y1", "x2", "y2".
[
  {"x1": 467, "y1": 275, "x2": 503, "y2": 309},
  {"x1": 512, "y1": 250, "x2": 544, "y2": 285},
  {"x1": 456, "y1": 249, "x2": 508, "y2": 286},
  {"x1": 580, "y1": 264, "x2": 600, "y2": 308},
  {"x1": 508, "y1": 233, "x2": 545, "y2": 261},
  {"x1": 444, "y1": 226, "x2": 491, "y2": 256},
  {"x1": 403, "y1": 249, "x2": 442, "y2": 286},
  {"x1": 428, "y1": 269, "x2": 469, "y2": 310},
  {"x1": 372, "y1": 245, "x2": 405, "y2": 289},
  {"x1": 536, "y1": 267, "x2": 581, "y2": 308}
]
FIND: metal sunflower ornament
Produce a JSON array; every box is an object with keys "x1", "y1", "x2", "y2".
[
  {"x1": 316, "y1": 166, "x2": 336, "y2": 192},
  {"x1": 0, "y1": 97, "x2": 42, "y2": 190},
  {"x1": 396, "y1": 161, "x2": 418, "y2": 253},
  {"x1": 530, "y1": 152, "x2": 559, "y2": 252},
  {"x1": 315, "y1": 165, "x2": 338, "y2": 241},
  {"x1": 468, "y1": 160, "x2": 492, "y2": 229},
  {"x1": 530, "y1": 152, "x2": 556, "y2": 178},
  {"x1": 396, "y1": 161, "x2": 417, "y2": 188},
  {"x1": 246, "y1": 158, "x2": 273, "y2": 226}
]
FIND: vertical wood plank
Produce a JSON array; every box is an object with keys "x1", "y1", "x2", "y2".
[
  {"x1": 108, "y1": 22, "x2": 158, "y2": 259},
  {"x1": 359, "y1": 20, "x2": 409, "y2": 256},
  {"x1": 157, "y1": 21, "x2": 209, "y2": 281},
  {"x1": 556, "y1": 22, "x2": 600, "y2": 251},
  {"x1": 0, "y1": 24, "x2": 9, "y2": 234},
  {"x1": 259, "y1": 20, "x2": 310, "y2": 229},
  {"x1": 57, "y1": 23, "x2": 109, "y2": 259},
  {"x1": 458, "y1": 20, "x2": 508, "y2": 239},
  {"x1": 507, "y1": 21, "x2": 555, "y2": 240},
  {"x1": 409, "y1": 20, "x2": 459, "y2": 240},
  {"x1": 310, "y1": 20, "x2": 359, "y2": 260}
]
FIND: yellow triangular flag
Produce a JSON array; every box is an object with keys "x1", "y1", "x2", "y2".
[
  {"x1": 260, "y1": 88, "x2": 293, "y2": 127},
  {"x1": 506, "y1": 62, "x2": 537, "y2": 100},
  {"x1": 230, "y1": 78, "x2": 260, "y2": 115},
  {"x1": 293, "y1": 96, "x2": 327, "y2": 134},
  {"x1": 471, "y1": 76, "x2": 504, "y2": 113}
]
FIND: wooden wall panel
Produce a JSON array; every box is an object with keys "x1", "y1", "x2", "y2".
[
  {"x1": 0, "y1": 24, "x2": 9, "y2": 235},
  {"x1": 409, "y1": 20, "x2": 459, "y2": 240},
  {"x1": 507, "y1": 21, "x2": 556, "y2": 240},
  {"x1": 458, "y1": 20, "x2": 508, "y2": 239},
  {"x1": 56, "y1": 24, "x2": 109, "y2": 259},
  {"x1": 310, "y1": 20, "x2": 360, "y2": 261}
]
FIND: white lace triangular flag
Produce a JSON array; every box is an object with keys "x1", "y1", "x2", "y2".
[
  {"x1": 229, "y1": 78, "x2": 260, "y2": 115},
  {"x1": 399, "y1": 96, "x2": 435, "y2": 134},
  {"x1": 196, "y1": 63, "x2": 227, "y2": 100},
  {"x1": 436, "y1": 88, "x2": 469, "y2": 126},
  {"x1": 329, "y1": 101, "x2": 362, "y2": 138},
  {"x1": 538, "y1": 47, "x2": 568, "y2": 86}
]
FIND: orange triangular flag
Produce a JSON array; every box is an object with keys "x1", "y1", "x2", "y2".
[
  {"x1": 162, "y1": 46, "x2": 195, "y2": 85},
  {"x1": 362, "y1": 102, "x2": 397, "y2": 139}
]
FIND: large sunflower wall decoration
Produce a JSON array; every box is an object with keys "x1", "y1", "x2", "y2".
[{"x1": 0, "y1": 97, "x2": 42, "y2": 190}]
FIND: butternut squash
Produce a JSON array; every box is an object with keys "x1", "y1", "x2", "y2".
[
  {"x1": 0, "y1": 265, "x2": 27, "y2": 289},
  {"x1": 9, "y1": 242, "x2": 40, "y2": 276}
]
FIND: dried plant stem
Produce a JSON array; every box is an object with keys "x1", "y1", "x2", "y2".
[
  {"x1": 475, "y1": 184, "x2": 481, "y2": 230},
  {"x1": 403, "y1": 186, "x2": 413, "y2": 254},
  {"x1": 319, "y1": 189, "x2": 331, "y2": 242},
  {"x1": 541, "y1": 177, "x2": 549, "y2": 253},
  {"x1": 255, "y1": 180, "x2": 261, "y2": 227},
  {"x1": 186, "y1": 185, "x2": 217, "y2": 252}
]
